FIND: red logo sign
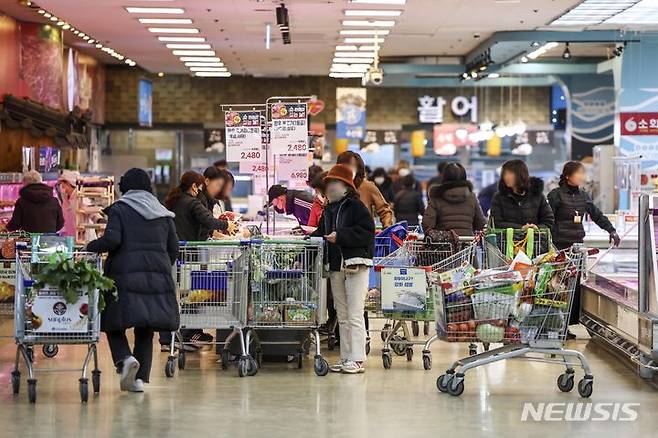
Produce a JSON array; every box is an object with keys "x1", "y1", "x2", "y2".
[
  {"x1": 620, "y1": 112, "x2": 658, "y2": 136},
  {"x1": 308, "y1": 98, "x2": 325, "y2": 116}
]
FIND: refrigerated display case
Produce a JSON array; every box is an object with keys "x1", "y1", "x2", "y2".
[{"x1": 581, "y1": 194, "x2": 658, "y2": 379}]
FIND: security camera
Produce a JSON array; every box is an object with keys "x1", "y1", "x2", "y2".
[{"x1": 369, "y1": 69, "x2": 383, "y2": 85}]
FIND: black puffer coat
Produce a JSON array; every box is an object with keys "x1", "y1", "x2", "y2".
[
  {"x1": 547, "y1": 183, "x2": 615, "y2": 248},
  {"x1": 312, "y1": 192, "x2": 375, "y2": 272},
  {"x1": 422, "y1": 180, "x2": 486, "y2": 236},
  {"x1": 86, "y1": 194, "x2": 180, "y2": 332},
  {"x1": 393, "y1": 188, "x2": 425, "y2": 226},
  {"x1": 170, "y1": 192, "x2": 228, "y2": 241},
  {"x1": 6, "y1": 183, "x2": 64, "y2": 233},
  {"x1": 490, "y1": 177, "x2": 555, "y2": 229}
]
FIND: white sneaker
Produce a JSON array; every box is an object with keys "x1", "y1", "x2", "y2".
[
  {"x1": 120, "y1": 356, "x2": 140, "y2": 391},
  {"x1": 129, "y1": 379, "x2": 144, "y2": 393},
  {"x1": 330, "y1": 359, "x2": 347, "y2": 373},
  {"x1": 342, "y1": 361, "x2": 365, "y2": 374}
]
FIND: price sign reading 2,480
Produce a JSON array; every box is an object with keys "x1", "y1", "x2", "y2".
[
  {"x1": 270, "y1": 102, "x2": 308, "y2": 155},
  {"x1": 225, "y1": 110, "x2": 263, "y2": 163}
]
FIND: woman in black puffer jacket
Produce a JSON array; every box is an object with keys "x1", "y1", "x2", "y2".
[
  {"x1": 87, "y1": 168, "x2": 179, "y2": 393},
  {"x1": 548, "y1": 161, "x2": 620, "y2": 335},
  {"x1": 490, "y1": 159, "x2": 555, "y2": 230}
]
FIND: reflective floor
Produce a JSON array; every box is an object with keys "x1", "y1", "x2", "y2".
[{"x1": 1, "y1": 317, "x2": 657, "y2": 438}]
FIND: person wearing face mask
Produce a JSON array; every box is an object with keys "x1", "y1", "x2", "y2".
[
  {"x1": 370, "y1": 167, "x2": 394, "y2": 203},
  {"x1": 336, "y1": 151, "x2": 393, "y2": 227},
  {"x1": 267, "y1": 183, "x2": 315, "y2": 226},
  {"x1": 548, "y1": 161, "x2": 620, "y2": 338},
  {"x1": 197, "y1": 166, "x2": 237, "y2": 237},
  {"x1": 392, "y1": 160, "x2": 421, "y2": 195},
  {"x1": 307, "y1": 170, "x2": 328, "y2": 228},
  {"x1": 312, "y1": 164, "x2": 375, "y2": 374}
]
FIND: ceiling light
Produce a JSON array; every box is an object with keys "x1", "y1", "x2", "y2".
[
  {"x1": 194, "y1": 72, "x2": 232, "y2": 77},
  {"x1": 138, "y1": 18, "x2": 192, "y2": 24},
  {"x1": 336, "y1": 45, "x2": 359, "y2": 51},
  {"x1": 531, "y1": 41, "x2": 540, "y2": 47},
  {"x1": 527, "y1": 41, "x2": 558, "y2": 59},
  {"x1": 332, "y1": 57, "x2": 374, "y2": 63},
  {"x1": 487, "y1": 73, "x2": 500, "y2": 78},
  {"x1": 339, "y1": 29, "x2": 390, "y2": 35},
  {"x1": 158, "y1": 72, "x2": 165, "y2": 77},
  {"x1": 79, "y1": 32, "x2": 86, "y2": 37},
  {"x1": 62, "y1": 24, "x2": 71, "y2": 30},
  {"x1": 158, "y1": 36, "x2": 205, "y2": 42},
  {"x1": 329, "y1": 72, "x2": 364, "y2": 78},
  {"x1": 343, "y1": 37, "x2": 385, "y2": 43},
  {"x1": 348, "y1": 0, "x2": 407, "y2": 4},
  {"x1": 125, "y1": 7, "x2": 185, "y2": 14},
  {"x1": 344, "y1": 9, "x2": 402, "y2": 16},
  {"x1": 56, "y1": 21, "x2": 64, "y2": 26},
  {"x1": 265, "y1": 23, "x2": 271, "y2": 50},
  {"x1": 95, "y1": 43, "x2": 103, "y2": 48},
  {"x1": 189, "y1": 67, "x2": 228, "y2": 72},
  {"x1": 172, "y1": 50, "x2": 216, "y2": 56},
  {"x1": 43, "y1": 12, "x2": 51, "y2": 18},
  {"x1": 331, "y1": 64, "x2": 370, "y2": 72},
  {"x1": 521, "y1": 56, "x2": 528, "y2": 63},
  {"x1": 342, "y1": 20, "x2": 395, "y2": 27},
  {"x1": 50, "y1": 16, "x2": 58, "y2": 21},
  {"x1": 37, "y1": 9, "x2": 45, "y2": 14},
  {"x1": 82, "y1": 35, "x2": 89, "y2": 40},
  {"x1": 562, "y1": 42, "x2": 571, "y2": 59},
  {"x1": 185, "y1": 62, "x2": 225, "y2": 67},
  {"x1": 180, "y1": 56, "x2": 222, "y2": 62},
  {"x1": 334, "y1": 51, "x2": 377, "y2": 57},
  {"x1": 165, "y1": 43, "x2": 211, "y2": 49},
  {"x1": 550, "y1": 0, "x2": 640, "y2": 26},
  {"x1": 87, "y1": 39, "x2": 95, "y2": 44},
  {"x1": 148, "y1": 27, "x2": 200, "y2": 33}
]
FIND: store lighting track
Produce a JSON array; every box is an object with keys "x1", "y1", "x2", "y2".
[
  {"x1": 148, "y1": 27, "x2": 200, "y2": 33},
  {"x1": 179, "y1": 56, "x2": 222, "y2": 62},
  {"x1": 125, "y1": 7, "x2": 184, "y2": 14},
  {"x1": 185, "y1": 62, "x2": 225, "y2": 67},
  {"x1": 138, "y1": 18, "x2": 193, "y2": 24},
  {"x1": 195, "y1": 72, "x2": 232, "y2": 77},
  {"x1": 344, "y1": 10, "x2": 402, "y2": 16},
  {"x1": 165, "y1": 43, "x2": 212, "y2": 49},
  {"x1": 550, "y1": 0, "x2": 641, "y2": 26},
  {"x1": 158, "y1": 36, "x2": 205, "y2": 42},
  {"x1": 171, "y1": 50, "x2": 216, "y2": 56}
]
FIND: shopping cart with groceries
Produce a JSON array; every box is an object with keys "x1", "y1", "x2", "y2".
[
  {"x1": 167, "y1": 240, "x2": 252, "y2": 377},
  {"x1": 246, "y1": 238, "x2": 328, "y2": 376},
  {"x1": 373, "y1": 238, "x2": 454, "y2": 370},
  {"x1": 0, "y1": 232, "x2": 30, "y2": 340},
  {"x1": 12, "y1": 242, "x2": 103, "y2": 403},
  {"x1": 433, "y1": 227, "x2": 595, "y2": 398}
]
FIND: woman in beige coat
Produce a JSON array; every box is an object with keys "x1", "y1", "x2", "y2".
[{"x1": 337, "y1": 151, "x2": 393, "y2": 228}]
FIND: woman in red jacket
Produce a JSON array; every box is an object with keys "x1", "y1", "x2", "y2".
[{"x1": 307, "y1": 171, "x2": 328, "y2": 228}]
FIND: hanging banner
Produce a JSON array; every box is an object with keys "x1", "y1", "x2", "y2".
[
  {"x1": 270, "y1": 103, "x2": 308, "y2": 155},
  {"x1": 224, "y1": 110, "x2": 263, "y2": 162},
  {"x1": 620, "y1": 112, "x2": 658, "y2": 136},
  {"x1": 336, "y1": 87, "x2": 367, "y2": 140}
]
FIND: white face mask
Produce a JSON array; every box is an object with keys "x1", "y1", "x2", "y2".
[
  {"x1": 326, "y1": 181, "x2": 347, "y2": 203},
  {"x1": 398, "y1": 168, "x2": 411, "y2": 177},
  {"x1": 374, "y1": 177, "x2": 385, "y2": 185}
]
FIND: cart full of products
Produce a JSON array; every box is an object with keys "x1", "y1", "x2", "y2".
[{"x1": 433, "y1": 228, "x2": 594, "y2": 398}]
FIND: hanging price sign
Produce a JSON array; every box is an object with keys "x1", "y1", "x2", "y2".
[
  {"x1": 277, "y1": 154, "x2": 309, "y2": 182},
  {"x1": 225, "y1": 110, "x2": 263, "y2": 162},
  {"x1": 270, "y1": 103, "x2": 308, "y2": 155}
]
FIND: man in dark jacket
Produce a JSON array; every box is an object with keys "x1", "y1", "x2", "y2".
[
  {"x1": 6, "y1": 171, "x2": 64, "y2": 233},
  {"x1": 268, "y1": 184, "x2": 315, "y2": 226},
  {"x1": 87, "y1": 168, "x2": 179, "y2": 393}
]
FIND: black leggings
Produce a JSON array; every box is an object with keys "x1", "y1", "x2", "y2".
[{"x1": 106, "y1": 328, "x2": 154, "y2": 383}]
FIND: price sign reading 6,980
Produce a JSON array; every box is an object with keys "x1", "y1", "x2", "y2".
[
  {"x1": 270, "y1": 103, "x2": 308, "y2": 155},
  {"x1": 224, "y1": 110, "x2": 263, "y2": 162}
]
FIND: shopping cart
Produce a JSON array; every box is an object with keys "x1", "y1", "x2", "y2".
[
  {"x1": 167, "y1": 240, "x2": 252, "y2": 377},
  {"x1": 374, "y1": 239, "x2": 453, "y2": 370},
  {"x1": 433, "y1": 234, "x2": 594, "y2": 397},
  {"x1": 12, "y1": 248, "x2": 102, "y2": 403},
  {"x1": 0, "y1": 232, "x2": 30, "y2": 333},
  {"x1": 246, "y1": 237, "x2": 328, "y2": 376}
]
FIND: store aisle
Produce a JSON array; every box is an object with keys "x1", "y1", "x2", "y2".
[{"x1": 0, "y1": 326, "x2": 656, "y2": 438}]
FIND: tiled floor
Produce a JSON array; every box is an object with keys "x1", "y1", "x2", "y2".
[{"x1": 0, "y1": 318, "x2": 657, "y2": 438}]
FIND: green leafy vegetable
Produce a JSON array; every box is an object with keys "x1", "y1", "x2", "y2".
[{"x1": 33, "y1": 253, "x2": 117, "y2": 311}]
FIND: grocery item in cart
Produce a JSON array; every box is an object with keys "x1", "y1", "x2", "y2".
[
  {"x1": 437, "y1": 262, "x2": 476, "y2": 295},
  {"x1": 254, "y1": 304, "x2": 283, "y2": 323},
  {"x1": 285, "y1": 303, "x2": 316, "y2": 325}
]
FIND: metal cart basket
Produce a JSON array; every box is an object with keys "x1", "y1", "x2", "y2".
[
  {"x1": 246, "y1": 237, "x2": 328, "y2": 376},
  {"x1": 12, "y1": 249, "x2": 102, "y2": 403},
  {"x1": 433, "y1": 233, "x2": 594, "y2": 397},
  {"x1": 167, "y1": 240, "x2": 252, "y2": 377},
  {"x1": 374, "y1": 239, "x2": 453, "y2": 370}
]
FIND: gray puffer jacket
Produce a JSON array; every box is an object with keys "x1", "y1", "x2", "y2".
[{"x1": 422, "y1": 180, "x2": 487, "y2": 237}]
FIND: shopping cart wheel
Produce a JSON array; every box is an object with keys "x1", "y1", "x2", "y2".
[
  {"x1": 578, "y1": 377, "x2": 593, "y2": 398},
  {"x1": 422, "y1": 354, "x2": 432, "y2": 371},
  {"x1": 221, "y1": 350, "x2": 230, "y2": 370},
  {"x1": 165, "y1": 357, "x2": 175, "y2": 378},
  {"x1": 91, "y1": 370, "x2": 101, "y2": 394},
  {"x1": 247, "y1": 357, "x2": 258, "y2": 376},
  {"x1": 42, "y1": 344, "x2": 59, "y2": 358},
  {"x1": 27, "y1": 379, "x2": 37, "y2": 403},
  {"x1": 238, "y1": 358, "x2": 249, "y2": 378},
  {"x1": 314, "y1": 356, "x2": 328, "y2": 376},
  {"x1": 556, "y1": 372, "x2": 574, "y2": 392},
  {"x1": 365, "y1": 341, "x2": 370, "y2": 356},
  {"x1": 382, "y1": 352, "x2": 392, "y2": 369},
  {"x1": 178, "y1": 350, "x2": 186, "y2": 370},
  {"x1": 406, "y1": 347, "x2": 413, "y2": 361},
  {"x1": 423, "y1": 321, "x2": 430, "y2": 336},
  {"x1": 436, "y1": 374, "x2": 452, "y2": 393},
  {"x1": 447, "y1": 378, "x2": 464, "y2": 396},
  {"x1": 412, "y1": 321, "x2": 420, "y2": 337},
  {"x1": 391, "y1": 336, "x2": 406, "y2": 356},
  {"x1": 79, "y1": 378, "x2": 89, "y2": 403},
  {"x1": 11, "y1": 370, "x2": 20, "y2": 395}
]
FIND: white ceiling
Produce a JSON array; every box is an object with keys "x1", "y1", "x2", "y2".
[{"x1": 3, "y1": 0, "x2": 607, "y2": 75}]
